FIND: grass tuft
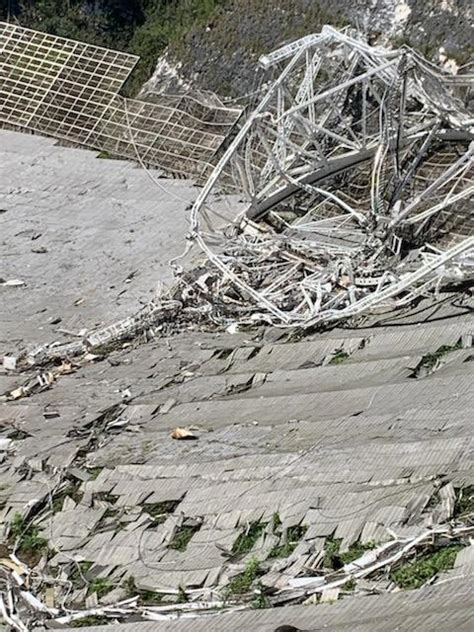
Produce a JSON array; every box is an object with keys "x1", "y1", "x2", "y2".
[
  {"x1": 123, "y1": 576, "x2": 164, "y2": 605},
  {"x1": 10, "y1": 513, "x2": 48, "y2": 563},
  {"x1": 70, "y1": 616, "x2": 110, "y2": 627},
  {"x1": 329, "y1": 350, "x2": 349, "y2": 365},
  {"x1": 88, "y1": 467, "x2": 103, "y2": 480},
  {"x1": 417, "y1": 342, "x2": 462, "y2": 373},
  {"x1": 390, "y1": 545, "x2": 462, "y2": 589},
  {"x1": 252, "y1": 584, "x2": 271, "y2": 609},
  {"x1": 141, "y1": 590, "x2": 164, "y2": 605},
  {"x1": 70, "y1": 561, "x2": 94, "y2": 588},
  {"x1": 88, "y1": 577, "x2": 113, "y2": 599},
  {"x1": 176, "y1": 585, "x2": 188, "y2": 603},
  {"x1": 454, "y1": 486, "x2": 474, "y2": 517},
  {"x1": 271, "y1": 512, "x2": 282, "y2": 530},
  {"x1": 340, "y1": 541, "x2": 377, "y2": 564},
  {"x1": 169, "y1": 523, "x2": 201, "y2": 552},
  {"x1": 342, "y1": 578, "x2": 356, "y2": 591},
  {"x1": 225, "y1": 558, "x2": 262, "y2": 596},
  {"x1": 52, "y1": 482, "x2": 83, "y2": 513},
  {"x1": 145, "y1": 500, "x2": 180, "y2": 526},
  {"x1": 232, "y1": 521, "x2": 267, "y2": 555},
  {"x1": 323, "y1": 537, "x2": 343, "y2": 569},
  {"x1": 268, "y1": 525, "x2": 307, "y2": 558}
]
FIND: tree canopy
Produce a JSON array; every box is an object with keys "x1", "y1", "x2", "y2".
[{"x1": 1, "y1": 0, "x2": 224, "y2": 94}]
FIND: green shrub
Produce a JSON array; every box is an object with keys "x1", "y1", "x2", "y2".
[
  {"x1": 169, "y1": 524, "x2": 201, "y2": 551},
  {"x1": 390, "y1": 545, "x2": 462, "y2": 589},
  {"x1": 454, "y1": 486, "x2": 474, "y2": 517},
  {"x1": 268, "y1": 525, "x2": 307, "y2": 558},
  {"x1": 232, "y1": 521, "x2": 267, "y2": 555},
  {"x1": 88, "y1": 577, "x2": 113, "y2": 598},
  {"x1": 225, "y1": 558, "x2": 262, "y2": 595},
  {"x1": 340, "y1": 541, "x2": 376, "y2": 564},
  {"x1": 10, "y1": 513, "x2": 48, "y2": 559},
  {"x1": 124, "y1": 0, "x2": 224, "y2": 95}
]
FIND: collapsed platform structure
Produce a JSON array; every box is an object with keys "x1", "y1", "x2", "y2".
[
  {"x1": 12, "y1": 25, "x2": 472, "y2": 367},
  {"x1": 0, "y1": 22, "x2": 473, "y2": 632},
  {"x1": 186, "y1": 26, "x2": 473, "y2": 329},
  {"x1": 1, "y1": 21, "x2": 472, "y2": 336}
]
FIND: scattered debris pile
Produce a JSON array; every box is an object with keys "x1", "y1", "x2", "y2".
[{"x1": 0, "y1": 479, "x2": 472, "y2": 629}]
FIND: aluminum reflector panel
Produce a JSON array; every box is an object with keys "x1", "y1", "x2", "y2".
[
  {"x1": 88, "y1": 95, "x2": 238, "y2": 177},
  {"x1": 0, "y1": 22, "x2": 138, "y2": 137},
  {"x1": 0, "y1": 22, "x2": 242, "y2": 177}
]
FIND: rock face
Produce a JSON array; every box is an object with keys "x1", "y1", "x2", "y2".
[
  {"x1": 144, "y1": 0, "x2": 473, "y2": 98},
  {"x1": 333, "y1": 0, "x2": 472, "y2": 49}
]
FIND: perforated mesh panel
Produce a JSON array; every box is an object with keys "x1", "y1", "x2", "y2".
[
  {"x1": 0, "y1": 22, "x2": 242, "y2": 178},
  {"x1": 0, "y1": 22, "x2": 137, "y2": 135}
]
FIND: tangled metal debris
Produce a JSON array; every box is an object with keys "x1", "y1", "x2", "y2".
[
  {"x1": 0, "y1": 30, "x2": 471, "y2": 387},
  {"x1": 183, "y1": 27, "x2": 473, "y2": 328}
]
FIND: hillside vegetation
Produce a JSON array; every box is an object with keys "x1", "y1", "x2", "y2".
[
  {"x1": 0, "y1": 0, "x2": 225, "y2": 94},
  {"x1": 1, "y1": 1, "x2": 472, "y2": 98}
]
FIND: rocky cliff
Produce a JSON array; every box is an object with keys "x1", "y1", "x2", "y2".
[{"x1": 143, "y1": 0, "x2": 473, "y2": 98}]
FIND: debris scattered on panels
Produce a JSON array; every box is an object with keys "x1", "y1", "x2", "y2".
[{"x1": 10, "y1": 28, "x2": 471, "y2": 374}]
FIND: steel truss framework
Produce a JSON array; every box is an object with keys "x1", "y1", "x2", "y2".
[
  {"x1": 188, "y1": 26, "x2": 474, "y2": 327},
  {"x1": 0, "y1": 21, "x2": 242, "y2": 178}
]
